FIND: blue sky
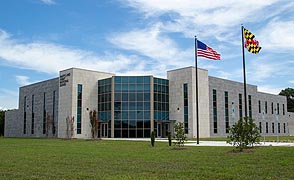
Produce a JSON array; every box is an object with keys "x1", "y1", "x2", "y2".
[{"x1": 0, "y1": 0, "x2": 293, "y2": 109}]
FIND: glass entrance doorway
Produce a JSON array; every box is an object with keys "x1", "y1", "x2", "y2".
[
  {"x1": 101, "y1": 123, "x2": 108, "y2": 138},
  {"x1": 157, "y1": 122, "x2": 170, "y2": 138}
]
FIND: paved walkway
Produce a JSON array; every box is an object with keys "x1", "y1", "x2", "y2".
[{"x1": 102, "y1": 138, "x2": 294, "y2": 147}]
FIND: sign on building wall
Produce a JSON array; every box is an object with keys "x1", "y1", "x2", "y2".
[{"x1": 60, "y1": 73, "x2": 71, "y2": 87}]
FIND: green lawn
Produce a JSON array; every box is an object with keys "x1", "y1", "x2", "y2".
[{"x1": 1, "y1": 138, "x2": 294, "y2": 179}]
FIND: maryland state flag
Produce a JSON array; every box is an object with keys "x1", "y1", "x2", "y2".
[{"x1": 243, "y1": 28, "x2": 261, "y2": 54}]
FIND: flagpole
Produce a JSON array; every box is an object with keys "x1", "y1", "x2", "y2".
[
  {"x1": 241, "y1": 25, "x2": 248, "y2": 118},
  {"x1": 195, "y1": 36, "x2": 199, "y2": 144}
]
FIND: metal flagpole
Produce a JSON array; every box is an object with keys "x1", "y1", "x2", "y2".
[
  {"x1": 195, "y1": 36, "x2": 199, "y2": 144},
  {"x1": 241, "y1": 25, "x2": 248, "y2": 118}
]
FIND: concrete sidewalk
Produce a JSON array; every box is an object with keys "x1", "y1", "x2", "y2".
[{"x1": 102, "y1": 138, "x2": 294, "y2": 147}]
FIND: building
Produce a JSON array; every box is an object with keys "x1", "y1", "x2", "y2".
[{"x1": 5, "y1": 67, "x2": 294, "y2": 138}]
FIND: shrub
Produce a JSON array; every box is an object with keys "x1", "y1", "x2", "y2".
[
  {"x1": 167, "y1": 131, "x2": 172, "y2": 146},
  {"x1": 151, "y1": 131, "x2": 156, "y2": 147},
  {"x1": 227, "y1": 117, "x2": 261, "y2": 151},
  {"x1": 174, "y1": 122, "x2": 187, "y2": 147}
]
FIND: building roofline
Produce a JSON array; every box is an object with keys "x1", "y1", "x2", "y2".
[
  {"x1": 60, "y1": 67, "x2": 115, "y2": 76},
  {"x1": 20, "y1": 77, "x2": 59, "y2": 89},
  {"x1": 167, "y1": 66, "x2": 208, "y2": 73}
]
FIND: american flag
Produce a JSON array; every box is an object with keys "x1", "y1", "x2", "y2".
[{"x1": 197, "y1": 40, "x2": 220, "y2": 60}]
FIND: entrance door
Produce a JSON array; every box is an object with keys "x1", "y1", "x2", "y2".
[
  {"x1": 101, "y1": 123, "x2": 108, "y2": 138},
  {"x1": 157, "y1": 123, "x2": 162, "y2": 138}
]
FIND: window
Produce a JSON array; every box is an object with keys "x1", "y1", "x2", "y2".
[
  {"x1": 283, "y1": 104, "x2": 285, "y2": 115},
  {"x1": 265, "y1": 101, "x2": 268, "y2": 114},
  {"x1": 43, "y1": 93, "x2": 46, "y2": 134},
  {"x1": 258, "y1": 100, "x2": 261, "y2": 113},
  {"x1": 31, "y1": 95, "x2": 34, "y2": 134},
  {"x1": 284, "y1": 123, "x2": 286, "y2": 133},
  {"x1": 259, "y1": 122, "x2": 262, "y2": 133},
  {"x1": 239, "y1": 94, "x2": 242, "y2": 118},
  {"x1": 271, "y1": 102, "x2": 274, "y2": 114},
  {"x1": 213, "y1": 89, "x2": 217, "y2": 133},
  {"x1": 272, "y1": 122, "x2": 275, "y2": 133},
  {"x1": 248, "y1": 95, "x2": 252, "y2": 118},
  {"x1": 23, "y1": 96, "x2": 27, "y2": 134},
  {"x1": 184, "y1": 83, "x2": 188, "y2": 134},
  {"x1": 225, "y1": 91, "x2": 229, "y2": 133},
  {"x1": 53, "y1": 91, "x2": 56, "y2": 135},
  {"x1": 266, "y1": 122, "x2": 268, "y2": 133},
  {"x1": 278, "y1": 123, "x2": 280, "y2": 133},
  {"x1": 77, "y1": 84, "x2": 82, "y2": 134},
  {"x1": 277, "y1": 103, "x2": 280, "y2": 115}
]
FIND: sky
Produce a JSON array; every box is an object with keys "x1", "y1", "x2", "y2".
[{"x1": 0, "y1": 0, "x2": 293, "y2": 109}]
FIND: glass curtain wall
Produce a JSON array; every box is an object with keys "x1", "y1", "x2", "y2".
[
  {"x1": 153, "y1": 78, "x2": 169, "y2": 137},
  {"x1": 113, "y1": 76, "x2": 151, "y2": 138},
  {"x1": 98, "y1": 78, "x2": 112, "y2": 137}
]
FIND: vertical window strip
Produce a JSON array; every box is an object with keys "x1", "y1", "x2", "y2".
[
  {"x1": 248, "y1": 95, "x2": 252, "y2": 118},
  {"x1": 43, "y1": 92, "x2": 46, "y2": 134},
  {"x1": 183, "y1": 83, "x2": 188, "y2": 134},
  {"x1": 31, "y1": 95, "x2": 34, "y2": 134},
  {"x1": 266, "y1": 122, "x2": 268, "y2": 133},
  {"x1": 225, "y1": 91, "x2": 229, "y2": 133},
  {"x1": 272, "y1": 122, "x2": 275, "y2": 133},
  {"x1": 259, "y1": 122, "x2": 262, "y2": 133},
  {"x1": 271, "y1": 102, "x2": 274, "y2": 114},
  {"x1": 283, "y1": 104, "x2": 285, "y2": 115},
  {"x1": 238, "y1": 94, "x2": 242, "y2": 119},
  {"x1": 23, "y1": 96, "x2": 27, "y2": 134},
  {"x1": 53, "y1": 91, "x2": 56, "y2": 135},
  {"x1": 213, "y1": 89, "x2": 217, "y2": 133},
  {"x1": 278, "y1": 123, "x2": 280, "y2": 133},
  {"x1": 258, "y1": 100, "x2": 261, "y2": 113},
  {"x1": 265, "y1": 101, "x2": 268, "y2": 114},
  {"x1": 284, "y1": 123, "x2": 286, "y2": 133},
  {"x1": 277, "y1": 103, "x2": 280, "y2": 115},
  {"x1": 77, "y1": 84, "x2": 82, "y2": 134}
]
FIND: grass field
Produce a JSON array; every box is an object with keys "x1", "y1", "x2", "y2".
[{"x1": 1, "y1": 138, "x2": 294, "y2": 179}]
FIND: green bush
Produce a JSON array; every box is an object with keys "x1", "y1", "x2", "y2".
[
  {"x1": 227, "y1": 117, "x2": 261, "y2": 151},
  {"x1": 167, "y1": 131, "x2": 172, "y2": 146},
  {"x1": 174, "y1": 122, "x2": 187, "y2": 147}
]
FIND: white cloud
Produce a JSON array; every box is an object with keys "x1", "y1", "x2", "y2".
[
  {"x1": 258, "y1": 85, "x2": 283, "y2": 95},
  {"x1": 0, "y1": 29, "x2": 140, "y2": 75},
  {"x1": 259, "y1": 19, "x2": 294, "y2": 51},
  {"x1": 109, "y1": 24, "x2": 192, "y2": 65},
  {"x1": 0, "y1": 89, "x2": 18, "y2": 109},
  {"x1": 122, "y1": 0, "x2": 289, "y2": 39},
  {"x1": 39, "y1": 0, "x2": 56, "y2": 5},
  {"x1": 289, "y1": 80, "x2": 294, "y2": 84},
  {"x1": 15, "y1": 76, "x2": 33, "y2": 86}
]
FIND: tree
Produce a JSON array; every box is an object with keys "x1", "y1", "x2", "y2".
[
  {"x1": 89, "y1": 110, "x2": 99, "y2": 139},
  {"x1": 66, "y1": 116, "x2": 75, "y2": 139},
  {"x1": 174, "y1": 122, "x2": 187, "y2": 147},
  {"x1": 227, "y1": 117, "x2": 261, "y2": 151},
  {"x1": 279, "y1": 88, "x2": 294, "y2": 112},
  {"x1": 0, "y1": 110, "x2": 5, "y2": 136}
]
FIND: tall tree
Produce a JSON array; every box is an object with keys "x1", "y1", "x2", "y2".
[{"x1": 279, "y1": 88, "x2": 294, "y2": 112}]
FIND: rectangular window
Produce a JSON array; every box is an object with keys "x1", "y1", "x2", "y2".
[
  {"x1": 265, "y1": 101, "x2": 268, "y2": 114},
  {"x1": 77, "y1": 84, "x2": 82, "y2": 134},
  {"x1": 266, "y1": 122, "x2": 268, "y2": 133},
  {"x1": 248, "y1": 95, "x2": 252, "y2": 118},
  {"x1": 284, "y1": 123, "x2": 286, "y2": 133},
  {"x1": 23, "y1": 96, "x2": 27, "y2": 134},
  {"x1": 272, "y1": 122, "x2": 275, "y2": 133},
  {"x1": 258, "y1": 100, "x2": 261, "y2": 113},
  {"x1": 53, "y1": 91, "x2": 56, "y2": 135},
  {"x1": 43, "y1": 93, "x2": 46, "y2": 134},
  {"x1": 271, "y1": 102, "x2": 274, "y2": 114},
  {"x1": 183, "y1": 83, "x2": 188, "y2": 134},
  {"x1": 213, "y1": 89, "x2": 217, "y2": 133},
  {"x1": 239, "y1": 94, "x2": 242, "y2": 118},
  {"x1": 283, "y1": 104, "x2": 285, "y2": 115},
  {"x1": 225, "y1": 91, "x2": 229, "y2": 133},
  {"x1": 277, "y1": 103, "x2": 280, "y2": 115},
  {"x1": 31, "y1": 95, "x2": 34, "y2": 134},
  {"x1": 278, "y1": 123, "x2": 280, "y2": 133},
  {"x1": 259, "y1": 122, "x2": 262, "y2": 133}
]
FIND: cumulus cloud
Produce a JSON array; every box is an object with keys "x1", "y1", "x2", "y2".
[
  {"x1": 0, "y1": 29, "x2": 141, "y2": 75},
  {"x1": 39, "y1": 0, "x2": 56, "y2": 5}
]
